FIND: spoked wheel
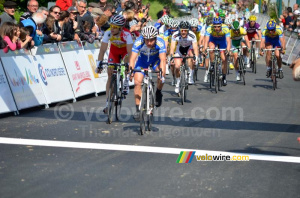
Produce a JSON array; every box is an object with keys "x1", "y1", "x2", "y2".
[
  {"x1": 139, "y1": 85, "x2": 147, "y2": 135},
  {"x1": 147, "y1": 87, "x2": 155, "y2": 131},
  {"x1": 253, "y1": 52, "x2": 257, "y2": 74},
  {"x1": 214, "y1": 67, "x2": 218, "y2": 93},
  {"x1": 115, "y1": 77, "x2": 123, "y2": 121},
  {"x1": 180, "y1": 69, "x2": 186, "y2": 105},
  {"x1": 272, "y1": 69, "x2": 277, "y2": 90},
  {"x1": 107, "y1": 79, "x2": 116, "y2": 124},
  {"x1": 239, "y1": 58, "x2": 246, "y2": 86}
]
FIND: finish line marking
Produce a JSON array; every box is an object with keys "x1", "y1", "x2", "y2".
[{"x1": 0, "y1": 137, "x2": 299, "y2": 164}]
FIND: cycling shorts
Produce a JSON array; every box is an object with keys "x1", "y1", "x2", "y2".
[
  {"x1": 265, "y1": 37, "x2": 281, "y2": 48},
  {"x1": 247, "y1": 32, "x2": 258, "y2": 41},
  {"x1": 209, "y1": 37, "x2": 227, "y2": 50},
  {"x1": 108, "y1": 46, "x2": 128, "y2": 64},
  {"x1": 134, "y1": 57, "x2": 160, "y2": 76}
]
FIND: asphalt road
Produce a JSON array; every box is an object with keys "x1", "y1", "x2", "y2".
[{"x1": 0, "y1": 58, "x2": 299, "y2": 198}]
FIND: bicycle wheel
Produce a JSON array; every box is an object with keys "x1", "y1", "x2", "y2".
[
  {"x1": 252, "y1": 49, "x2": 257, "y2": 74},
  {"x1": 194, "y1": 64, "x2": 198, "y2": 81},
  {"x1": 115, "y1": 76, "x2": 123, "y2": 121},
  {"x1": 226, "y1": 55, "x2": 230, "y2": 75},
  {"x1": 147, "y1": 83, "x2": 155, "y2": 131},
  {"x1": 107, "y1": 77, "x2": 116, "y2": 124},
  {"x1": 139, "y1": 84, "x2": 147, "y2": 135},
  {"x1": 239, "y1": 57, "x2": 246, "y2": 85},
  {"x1": 272, "y1": 58, "x2": 277, "y2": 90},
  {"x1": 214, "y1": 63, "x2": 218, "y2": 93},
  {"x1": 180, "y1": 68, "x2": 186, "y2": 105}
]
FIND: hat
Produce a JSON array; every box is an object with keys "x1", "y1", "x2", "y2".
[
  {"x1": 91, "y1": 8, "x2": 103, "y2": 16},
  {"x1": 294, "y1": 10, "x2": 300, "y2": 15},
  {"x1": 89, "y1": 2, "x2": 100, "y2": 8},
  {"x1": 3, "y1": 1, "x2": 17, "y2": 8},
  {"x1": 67, "y1": 6, "x2": 79, "y2": 13}
]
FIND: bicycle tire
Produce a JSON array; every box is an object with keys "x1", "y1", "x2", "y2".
[
  {"x1": 107, "y1": 77, "x2": 116, "y2": 124},
  {"x1": 227, "y1": 55, "x2": 230, "y2": 75},
  {"x1": 147, "y1": 83, "x2": 154, "y2": 131},
  {"x1": 239, "y1": 57, "x2": 246, "y2": 85},
  {"x1": 139, "y1": 84, "x2": 147, "y2": 135},
  {"x1": 214, "y1": 60, "x2": 218, "y2": 93},
  {"x1": 180, "y1": 67, "x2": 186, "y2": 105},
  {"x1": 115, "y1": 76, "x2": 123, "y2": 121}
]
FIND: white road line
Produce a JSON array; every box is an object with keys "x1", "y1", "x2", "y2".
[{"x1": 0, "y1": 137, "x2": 299, "y2": 164}]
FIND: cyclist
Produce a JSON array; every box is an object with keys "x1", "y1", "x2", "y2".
[
  {"x1": 129, "y1": 25, "x2": 167, "y2": 120},
  {"x1": 244, "y1": 15, "x2": 262, "y2": 62},
  {"x1": 96, "y1": 15, "x2": 133, "y2": 114},
  {"x1": 164, "y1": 19, "x2": 180, "y2": 85},
  {"x1": 203, "y1": 16, "x2": 213, "y2": 83},
  {"x1": 230, "y1": 21, "x2": 250, "y2": 81},
  {"x1": 259, "y1": 20, "x2": 286, "y2": 79},
  {"x1": 168, "y1": 21, "x2": 199, "y2": 93},
  {"x1": 204, "y1": 16, "x2": 231, "y2": 86}
]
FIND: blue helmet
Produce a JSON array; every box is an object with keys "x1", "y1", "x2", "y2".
[
  {"x1": 266, "y1": 20, "x2": 276, "y2": 30},
  {"x1": 212, "y1": 17, "x2": 223, "y2": 25}
]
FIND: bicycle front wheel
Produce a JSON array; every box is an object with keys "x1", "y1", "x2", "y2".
[
  {"x1": 180, "y1": 68, "x2": 186, "y2": 105},
  {"x1": 239, "y1": 57, "x2": 246, "y2": 86},
  {"x1": 147, "y1": 84, "x2": 155, "y2": 131},
  {"x1": 139, "y1": 84, "x2": 147, "y2": 135},
  {"x1": 115, "y1": 76, "x2": 123, "y2": 121},
  {"x1": 272, "y1": 58, "x2": 277, "y2": 90},
  {"x1": 107, "y1": 77, "x2": 116, "y2": 124}
]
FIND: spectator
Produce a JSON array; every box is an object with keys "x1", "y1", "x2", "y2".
[
  {"x1": 0, "y1": 35, "x2": 7, "y2": 49},
  {"x1": 0, "y1": 1, "x2": 17, "y2": 27},
  {"x1": 63, "y1": 6, "x2": 80, "y2": 41},
  {"x1": 290, "y1": 57, "x2": 300, "y2": 81},
  {"x1": 19, "y1": 26, "x2": 33, "y2": 48},
  {"x1": 0, "y1": 22, "x2": 21, "y2": 53},
  {"x1": 20, "y1": 12, "x2": 46, "y2": 46},
  {"x1": 99, "y1": 0, "x2": 107, "y2": 12},
  {"x1": 88, "y1": 2, "x2": 100, "y2": 13},
  {"x1": 262, "y1": 1, "x2": 268, "y2": 15},
  {"x1": 101, "y1": 4, "x2": 116, "y2": 31},
  {"x1": 91, "y1": 8, "x2": 103, "y2": 38},
  {"x1": 76, "y1": 0, "x2": 95, "y2": 41},
  {"x1": 283, "y1": 10, "x2": 293, "y2": 30},
  {"x1": 0, "y1": 1, "x2": 17, "y2": 26},
  {"x1": 293, "y1": 4, "x2": 299, "y2": 14},
  {"x1": 42, "y1": 15, "x2": 58, "y2": 43},
  {"x1": 56, "y1": 0, "x2": 73, "y2": 11},
  {"x1": 49, "y1": 5, "x2": 61, "y2": 21},
  {"x1": 95, "y1": 14, "x2": 108, "y2": 36},
  {"x1": 116, "y1": 0, "x2": 129, "y2": 14},
  {"x1": 157, "y1": 6, "x2": 170, "y2": 19},
  {"x1": 54, "y1": 11, "x2": 70, "y2": 42},
  {"x1": 37, "y1": 7, "x2": 49, "y2": 17},
  {"x1": 20, "y1": 0, "x2": 39, "y2": 21},
  {"x1": 251, "y1": 2, "x2": 259, "y2": 14}
]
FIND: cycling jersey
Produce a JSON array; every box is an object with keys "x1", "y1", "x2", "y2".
[
  {"x1": 102, "y1": 28, "x2": 133, "y2": 63},
  {"x1": 159, "y1": 24, "x2": 168, "y2": 36},
  {"x1": 262, "y1": 25, "x2": 283, "y2": 39},
  {"x1": 132, "y1": 36, "x2": 166, "y2": 71},
  {"x1": 205, "y1": 24, "x2": 230, "y2": 39},
  {"x1": 244, "y1": 22, "x2": 261, "y2": 34},
  {"x1": 230, "y1": 27, "x2": 247, "y2": 40},
  {"x1": 172, "y1": 30, "x2": 197, "y2": 47}
]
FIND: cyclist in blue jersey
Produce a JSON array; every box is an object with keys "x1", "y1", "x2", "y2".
[{"x1": 129, "y1": 26, "x2": 167, "y2": 120}]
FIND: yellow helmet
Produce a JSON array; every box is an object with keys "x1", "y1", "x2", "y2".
[{"x1": 249, "y1": 15, "x2": 257, "y2": 21}]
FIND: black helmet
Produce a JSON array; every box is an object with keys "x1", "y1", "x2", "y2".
[{"x1": 179, "y1": 21, "x2": 190, "y2": 29}]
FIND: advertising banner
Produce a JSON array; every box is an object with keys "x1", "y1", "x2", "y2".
[
  {"x1": 0, "y1": 61, "x2": 17, "y2": 114},
  {"x1": 59, "y1": 41, "x2": 96, "y2": 98},
  {"x1": 0, "y1": 49, "x2": 47, "y2": 110},
  {"x1": 32, "y1": 44, "x2": 75, "y2": 104}
]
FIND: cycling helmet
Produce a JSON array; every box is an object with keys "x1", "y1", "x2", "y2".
[
  {"x1": 266, "y1": 20, "x2": 276, "y2": 30},
  {"x1": 212, "y1": 16, "x2": 222, "y2": 25},
  {"x1": 206, "y1": 16, "x2": 213, "y2": 26},
  {"x1": 142, "y1": 25, "x2": 158, "y2": 39},
  {"x1": 218, "y1": 9, "x2": 223, "y2": 14},
  {"x1": 232, "y1": 21, "x2": 240, "y2": 30},
  {"x1": 204, "y1": 12, "x2": 210, "y2": 17},
  {"x1": 169, "y1": 19, "x2": 179, "y2": 28},
  {"x1": 219, "y1": 13, "x2": 225, "y2": 18},
  {"x1": 238, "y1": 13, "x2": 243, "y2": 19},
  {"x1": 161, "y1": 15, "x2": 169, "y2": 25},
  {"x1": 189, "y1": 18, "x2": 199, "y2": 27},
  {"x1": 110, "y1": 14, "x2": 126, "y2": 26},
  {"x1": 249, "y1": 15, "x2": 257, "y2": 21},
  {"x1": 179, "y1": 21, "x2": 190, "y2": 29}
]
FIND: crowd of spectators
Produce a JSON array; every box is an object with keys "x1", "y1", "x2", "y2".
[
  {"x1": 279, "y1": 4, "x2": 300, "y2": 36},
  {"x1": 0, "y1": 0, "x2": 152, "y2": 52}
]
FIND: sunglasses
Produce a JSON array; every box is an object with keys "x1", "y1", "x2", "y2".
[
  {"x1": 110, "y1": 24, "x2": 121, "y2": 29},
  {"x1": 180, "y1": 29, "x2": 188, "y2": 32},
  {"x1": 54, "y1": 11, "x2": 61, "y2": 15},
  {"x1": 213, "y1": 26, "x2": 221, "y2": 28}
]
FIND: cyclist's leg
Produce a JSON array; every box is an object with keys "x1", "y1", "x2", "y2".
[
  {"x1": 265, "y1": 39, "x2": 273, "y2": 77},
  {"x1": 174, "y1": 52, "x2": 183, "y2": 93},
  {"x1": 188, "y1": 48, "x2": 195, "y2": 84},
  {"x1": 121, "y1": 52, "x2": 130, "y2": 94},
  {"x1": 154, "y1": 60, "x2": 164, "y2": 107},
  {"x1": 208, "y1": 39, "x2": 216, "y2": 64},
  {"x1": 133, "y1": 60, "x2": 145, "y2": 119}
]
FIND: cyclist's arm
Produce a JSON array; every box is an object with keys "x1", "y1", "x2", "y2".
[
  {"x1": 226, "y1": 36, "x2": 231, "y2": 52},
  {"x1": 204, "y1": 35, "x2": 209, "y2": 51},
  {"x1": 192, "y1": 41, "x2": 199, "y2": 57},
  {"x1": 280, "y1": 37, "x2": 286, "y2": 51},
  {"x1": 97, "y1": 42, "x2": 108, "y2": 61},
  {"x1": 244, "y1": 35, "x2": 250, "y2": 49},
  {"x1": 257, "y1": 29, "x2": 262, "y2": 40},
  {"x1": 169, "y1": 40, "x2": 176, "y2": 57},
  {"x1": 126, "y1": 44, "x2": 133, "y2": 61},
  {"x1": 260, "y1": 38, "x2": 265, "y2": 51},
  {"x1": 129, "y1": 51, "x2": 139, "y2": 71},
  {"x1": 159, "y1": 52, "x2": 167, "y2": 77}
]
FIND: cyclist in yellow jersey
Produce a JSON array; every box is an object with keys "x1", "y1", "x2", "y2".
[
  {"x1": 260, "y1": 20, "x2": 286, "y2": 78},
  {"x1": 230, "y1": 21, "x2": 250, "y2": 81},
  {"x1": 204, "y1": 17, "x2": 231, "y2": 86}
]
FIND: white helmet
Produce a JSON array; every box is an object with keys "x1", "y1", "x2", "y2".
[
  {"x1": 169, "y1": 19, "x2": 179, "y2": 28},
  {"x1": 142, "y1": 25, "x2": 158, "y2": 39},
  {"x1": 189, "y1": 18, "x2": 199, "y2": 27},
  {"x1": 109, "y1": 14, "x2": 126, "y2": 26}
]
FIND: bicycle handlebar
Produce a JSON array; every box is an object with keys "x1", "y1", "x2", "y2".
[
  {"x1": 262, "y1": 48, "x2": 282, "y2": 51},
  {"x1": 171, "y1": 56, "x2": 196, "y2": 61}
]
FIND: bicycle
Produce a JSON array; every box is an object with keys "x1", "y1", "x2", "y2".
[
  {"x1": 263, "y1": 48, "x2": 281, "y2": 90},
  {"x1": 230, "y1": 46, "x2": 247, "y2": 85},
  {"x1": 194, "y1": 46, "x2": 204, "y2": 81},
  {"x1": 250, "y1": 39, "x2": 261, "y2": 74},
  {"x1": 171, "y1": 55, "x2": 195, "y2": 105},
  {"x1": 102, "y1": 62, "x2": 128, "y2": 124},
  {"x1": 207, "y1": 47, "x2": 225, "y2": 93},
  {"x1": 133, "y1": 65, "x2": 162, "y2": 135}
]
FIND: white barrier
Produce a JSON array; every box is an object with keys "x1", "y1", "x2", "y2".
[
  {"x1": 59, "y1": 41, "x2": 96, "y2": 98},
  {"x1": 0, "y1": 61, "x2": 17, "y2": 114},
  {"x1": 83, "y1": 40, "x2": 107, "y2": 93},
  {"x1": 32, "y1": 44, "x2": 75, "y2": 104},
  {"x1": 0, "y1": 49, "x2": 47, "y2": 110}
]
